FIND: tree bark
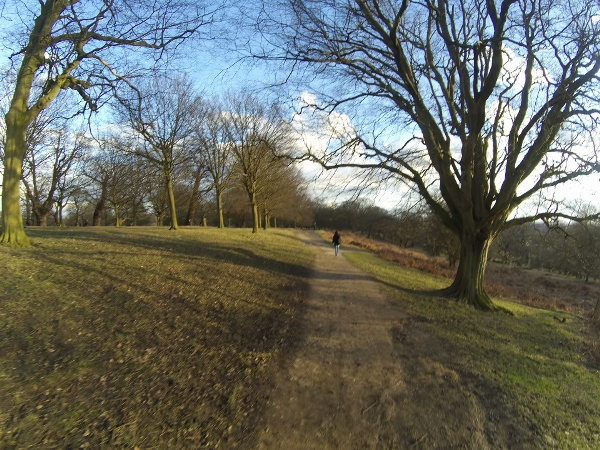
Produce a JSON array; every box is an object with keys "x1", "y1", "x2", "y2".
[
  {"x1": 1, "y1": 116, "x2": 30, "y2": 246},
  {"x1": 441, "y1": 231, "x2": 497, "y2": 311},
  {"x1": 217, "y1": 190, "x2": 225, "y2": 229},
  {"x1": 185, "y1": 167, "x2": 202, "y2": 226},
  {"x1": 166, "y1": 176, "x2": 179, "y2": 230},
  {"x1": 38, "y1": 212, "x2": 49, "y2": 227},
  {"x1": 250, "y1": 192, "x2": 259, "y2": 233},
  {"x1": 92, "y1": 178, "x2": 109, "y2": 226},
  {"x1": 56, "y1": 204, "x2": 63, "y2": 226},
  {"x1": 114, "y1": 204, "x2": 122, "y2": 227}
]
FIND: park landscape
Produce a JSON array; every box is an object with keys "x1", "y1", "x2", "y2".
[
  {"x1": 1, "y1": 226, "x2": 599, "y2": 448},
  {"x1": 2, "y1": 0, "x2": 600, "y2": 447}
]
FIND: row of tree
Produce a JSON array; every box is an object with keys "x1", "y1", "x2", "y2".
[
  {"x1": 494, "y1": 220, "x2": 600, "y2": 283},
  {"x1": 9, "y1": 80, "x2": 315, "y2": 232}
]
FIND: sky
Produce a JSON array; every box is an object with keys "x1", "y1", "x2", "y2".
[
  {"x1": 1, "y1": 0, "x2": 598, "y2": 214},
  {"x1": 169, "y1": 21, "x2": 600, "y2": 214}
]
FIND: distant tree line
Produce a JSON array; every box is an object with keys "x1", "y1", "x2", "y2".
[
  {"x1": 317, "y1": 199, "x2": 600, "y2": 283},
  {"x1": 492, "y1": 221, "x2": 600, "y2": 283}
]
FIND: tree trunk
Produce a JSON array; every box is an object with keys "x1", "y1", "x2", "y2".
[
  {"x1": 217, "y1": 190, "x2": 225, "y2": 229},
  {"x1": 38, "y1": 212, "x2": 49, "y2": 227},
  {"x1": 115, "y1": 204, "x2": 122, "y2": 227},
  {"x1": 166, "y1": 176, "x2": 178, "y2": 230},
  {"x1": 441, "y1": 232, "x2": 497, "y2": 311},
  {"x1": 92, "y1": 202, "x2": 104, "y2": 226},
  {"x1": 1, "y1": 117, "x2": 30, "y2": 246},
  {"x1": 131, "y1": 198, "x2": 140, "y2": 226},
  {"x1": 56, "y1": 204, "x2": 64, "y2": 226},
  {"x1": 258, "y1": 208, "x2": 263, "y2": 230},
  {"x1": 263, "y1": 203, "x2": 270, "y2": 230},
  {"x1": 25, "y1": 199, "x2": 33, "y2": 226},
  {"x1": 185, "y1": 167, "x2": 202, "y2": 226},
  {"x1": 92, "y1": 179, "x2": 108, "y2": 226},
  {"x1": 250, "y1": 192, "x2": 259, "y2": 233}
]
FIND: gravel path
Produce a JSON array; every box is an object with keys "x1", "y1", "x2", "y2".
[
  {"x1": 253, "y1": 231, "x2": 538, "y2": 450},
  {"x1": 256, "y1": 231, "x2": 414, "y2": 449}
]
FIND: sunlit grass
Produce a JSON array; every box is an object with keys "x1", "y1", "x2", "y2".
[
  {"x1": 346, "y1": 250, "x2": 600, "y2": 449},
  {"x1": 0, "y1": 227, "x2": 313, "y2": 448},
  {"x1": 4, "y1": 227, "x2": 600, "y2": 448}
]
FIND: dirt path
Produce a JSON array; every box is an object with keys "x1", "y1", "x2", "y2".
[{"x1": 254, "y1": 231, "x2": 511, "y2": 450}]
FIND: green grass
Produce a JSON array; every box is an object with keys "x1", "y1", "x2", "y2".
[
  {"x1": 346, "y1": 250, "x2": 600, "y2": 449},
  {"x1": 0, "y1": 227, "x2": 313, "y2": 449},
  {"x1": 4, "y1": 228, "x2": 600, "y2": 448}
]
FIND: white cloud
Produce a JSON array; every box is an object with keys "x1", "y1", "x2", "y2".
[
  {"x1": 290, "y1": 91, "x2": 408, "y2": 208},
  {"x1": 501, "y1": 46, "x2": 550, "y2": 92}
]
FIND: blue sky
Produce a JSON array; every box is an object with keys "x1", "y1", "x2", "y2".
[{"x1": 1, "y1": 0, "x2": 598, "y2": 213}]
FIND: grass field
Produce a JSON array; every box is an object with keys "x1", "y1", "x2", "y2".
[
  {"x1": 345, "y1": 249, "x2": 600, "y2": 449},
  {"x1": 1, "y1": 227, "x2": 600, "y2": 448},
  {"x1": 0, "y1": 227, "x2": 313, "y2": 448}
]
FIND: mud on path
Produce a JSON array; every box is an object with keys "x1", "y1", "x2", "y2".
[{"x1": 255, "y1": 231, "x2": 523, "y2": 450}]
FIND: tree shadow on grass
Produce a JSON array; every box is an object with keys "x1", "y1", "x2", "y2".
[
  {"x1": 3, "y1": 227, "x2": 313, "y2": 448},
  {"x1": 29, "y1": 227, "x2": 313, "y2": 279}
]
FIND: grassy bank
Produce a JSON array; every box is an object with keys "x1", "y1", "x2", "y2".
[
  {"x1": 342, "y1": 231, "x2": 600, "y2": 317},
  {"x1": 0, "y1": 227, "x2": 313, "y2": 448},
  {"x1": 346, "y1": 249, "x2": 600, "y2": 449}
]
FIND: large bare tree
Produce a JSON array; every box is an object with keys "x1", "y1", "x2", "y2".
[
  {"x1": 263, "y1": 0, "x2": 600, "y2": 309},
  {"x1": 1, "y1": 0, "x2": 216, "y2": 245},
  {"x1": 194, "y1": 101, "x2": 236, "y2": 229},
  {"x1": 114, "y1": 75, "x2": 204, "y2": 230},
  {"x1": 225, "y1": 94, "x2": 293, "y2": 233}
]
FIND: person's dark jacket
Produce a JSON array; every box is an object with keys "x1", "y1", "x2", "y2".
[{"x1": 332, "y1": 232, "x2": 341, "y2": 246}]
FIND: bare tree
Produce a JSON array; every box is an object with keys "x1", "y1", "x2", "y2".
[
  {"x1": 83, "y1": 137, "x2": 150, "y2": 226},
  {"x1": 1, "y1": 0, "x2": 217, "y2": 245},
  {"x1": 260, "y1": 160, "x2": 305, "y2": 229},
  {"x1": 68, "y1": 186, "x2": 90, "y2": 226},
  {"x1": 225, "y1": 93, "x2": 293, "y2": 233},
  {"x1": 54, "y1": 160, "x2": 88, "y2": 226},
  {"x1": 147, "y1": 176, "x2": 170, "y2": 226},
  {"x1": 283, "y1": 187, "x2": 316, "y2": 228},
  {"x1": 84, "y1": 153, "x2": 112, "y2": 227},
  {"x1": 22, "y1": 108, "x2": 89, "y2": 226},
  {"x1": 194, "y1": 100, "x2": 236, "y2": 228},
  {"x1": 178, "y1": 155, "x2": 208, "y2": 226},
  {"x1": 114, "y1": 75, "x2": 203, "y2": 230},
  {"x1": 262, "y1": 0, "x2": 600, "y2": 309}
]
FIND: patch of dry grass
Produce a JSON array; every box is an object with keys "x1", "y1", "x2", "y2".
[
  {"x1": 345, "y1": 249, "x2": 600, "y2": 449},
  {"x1": 343, "y1": 231, "x2": 600, "y2": 317},
  {"x1": 341, "y1": 232, "x2": 456, "y2": 278},
  {"x1": 0, "y1": 227, "x2": 312, "y2": 449},
  {"x1": 343, "y1": 230, "x2": 600, "y2": 371}
]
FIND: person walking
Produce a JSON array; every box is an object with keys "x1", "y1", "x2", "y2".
[{"x1": 332, "y1": 231, "x2": 341, "y2": 256}]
